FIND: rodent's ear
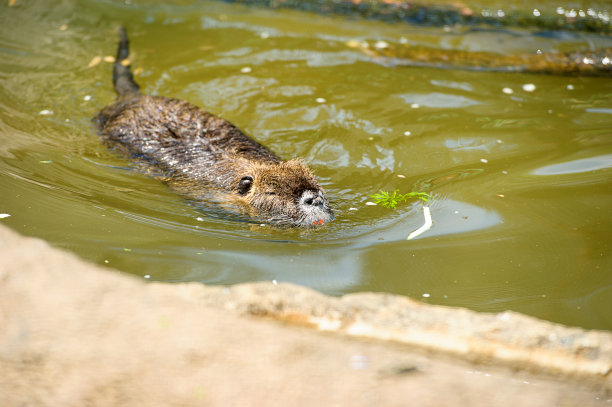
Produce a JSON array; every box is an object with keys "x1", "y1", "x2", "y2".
[{"x1": 238, "y1": 175, "x2": 254, "y2": 195}]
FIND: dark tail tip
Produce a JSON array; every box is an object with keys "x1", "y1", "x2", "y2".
[{"x1": 113, "y1": 26, "x2": 140, "y2": 96}]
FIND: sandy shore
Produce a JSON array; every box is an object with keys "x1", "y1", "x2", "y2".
[{"x1": 0, "y1": 224, "x2": 610, "y2": 406}]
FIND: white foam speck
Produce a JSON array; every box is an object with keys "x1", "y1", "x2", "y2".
[{"x1": 522, "y1": 83, "x2": 536, "y2": 92}]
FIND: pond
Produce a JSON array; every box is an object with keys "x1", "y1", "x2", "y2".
[{"x1": 1, "y1": 0, "x2": 610, "y2": 330}]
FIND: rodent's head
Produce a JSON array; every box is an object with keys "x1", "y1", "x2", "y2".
[{"x1": 236, "y1": 159, "x2": 334, "y2": 227}]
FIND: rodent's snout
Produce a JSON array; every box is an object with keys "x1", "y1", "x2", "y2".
[
  {"x1": 300, "y1": 189, "x2": 327, "y2": 208},
  {"x1": 298, "y1": 189, "x2": 334, "y2": 226}
]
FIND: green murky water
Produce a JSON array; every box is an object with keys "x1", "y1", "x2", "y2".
[{"x1": 1, "y1": 0, "x2": 611, "y2": 330}]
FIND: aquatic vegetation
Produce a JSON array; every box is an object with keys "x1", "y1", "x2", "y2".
[{"x1": 370, "y1": 189, "x2": 430, "y2": 209}]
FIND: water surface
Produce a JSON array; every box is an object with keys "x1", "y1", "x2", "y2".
[{"x1": 1, "y1": 0, "x2": 611, "y2": 330}]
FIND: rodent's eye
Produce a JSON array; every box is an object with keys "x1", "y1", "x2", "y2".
[
  {"x1": 265, "y1": 191, "x2": 276, "y2": 196},
  {"x1": 238, "y1": 175, "x2": 254, "y2": 195}
]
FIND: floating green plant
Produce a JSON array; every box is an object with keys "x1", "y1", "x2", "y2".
[{"x1": 370, "y1": 189, "x2": 430, "y2": 209}]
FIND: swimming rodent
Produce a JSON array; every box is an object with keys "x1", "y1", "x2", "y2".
[{"x1": 96, "y1": 27, "x2": 334, "y2": 227}]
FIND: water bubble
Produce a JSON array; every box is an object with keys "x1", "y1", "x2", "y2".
[
  {"x1": 502, "y1": 87, "x2": 513, "y2": 94},
  {"x1": 374, "y1": 40, "x2": 389, "y2": 49},
  {"x1": 522, "y1": 83, "x2": 536, "y2": 92}
]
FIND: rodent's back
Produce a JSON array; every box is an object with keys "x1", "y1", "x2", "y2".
[{"x1": 97, "y1": 95, "x2": 281, "y2": 190}]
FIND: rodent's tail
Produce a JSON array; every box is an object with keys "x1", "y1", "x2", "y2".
[{"x1": 113, "y1": 26, "x2": 140, "y2": 96}]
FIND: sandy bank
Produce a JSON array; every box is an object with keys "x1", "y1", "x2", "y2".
[{"x1": 0, "y1": 224, "x2": 610, "y2": 406}]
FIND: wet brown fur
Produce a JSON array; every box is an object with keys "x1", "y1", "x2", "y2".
[{"x1": 96, "y1": 28, "x2": 333, "y2": 226}]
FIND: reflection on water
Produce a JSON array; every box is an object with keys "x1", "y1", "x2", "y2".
[
  {"x1": 532, "y1": 154, "x2": 612, "y2": 175},
  {"x1": 398, "y1": 92, "x2": 481, "y2": 108},
  {"x1": 0, "y1": 0, "x2": 611, "y2": 330}
]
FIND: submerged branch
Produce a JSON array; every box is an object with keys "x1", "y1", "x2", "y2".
[
  {"x1": 221, "y1": 0, "x2": 611, "y2": 34},
  {"x1": 407, "y1": 206, "x2": 432, "y2": 240},
  {"x1": 359, "y1": 42, "x2": 612, "y2": 77}
]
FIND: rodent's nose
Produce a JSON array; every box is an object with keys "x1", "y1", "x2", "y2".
[
  {"x1": 305, "y1": 195, "x2": 324, "y2": 207},
  {"x1": 301, "y1": 190, "x2": 325, "y2": 208}
]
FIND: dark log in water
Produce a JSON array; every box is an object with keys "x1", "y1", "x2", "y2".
[
  {"x1": 221, "y1": 0, "x2": 611, "y2": 34},
  {"x1": 358, "y1": 42, "x2": 612, "y2": 76}
]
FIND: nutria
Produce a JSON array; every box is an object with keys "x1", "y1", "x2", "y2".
[{"x1": 96, "y1": 27, "x2": 333, "y2": 227}]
